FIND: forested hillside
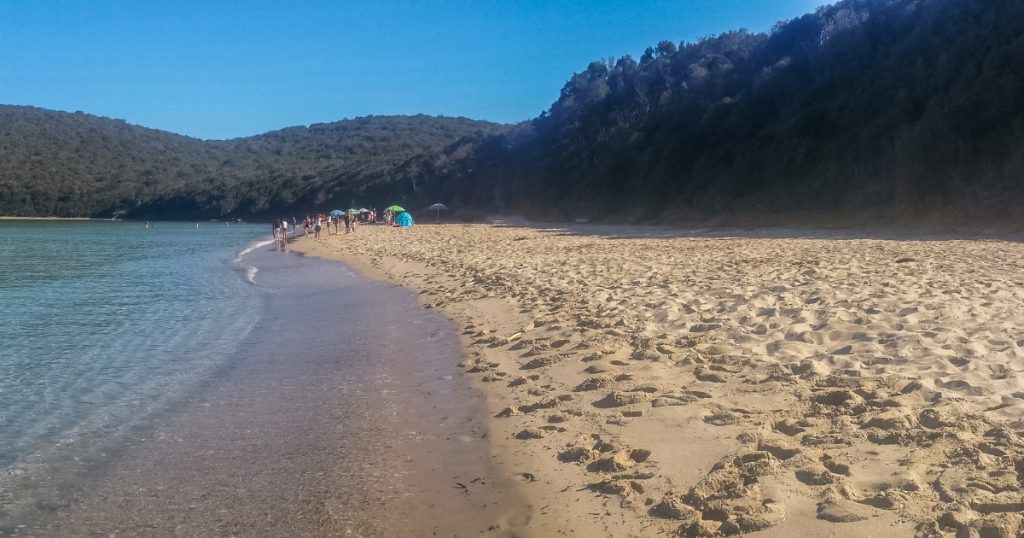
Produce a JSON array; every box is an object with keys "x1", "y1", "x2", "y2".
[
  {"x1": 3, "y1": 0, "x2": 1023, "y2": 225},
  {"x1": 0, "y1": 109, "x2": 502, "y2": 218},
  {"x1": 419, "y1": 0, "x2": 1024, "y2": 224}
]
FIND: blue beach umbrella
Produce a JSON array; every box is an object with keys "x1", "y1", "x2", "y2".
[{"x1": 329, "y1": 209, "x2": 345, "y2": 217}]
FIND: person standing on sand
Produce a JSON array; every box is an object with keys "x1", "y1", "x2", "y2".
[
  {"x1": 280, "y1": 219, "x2": 289, "y2": 252},
  {"x1": 272, "y1": 219, "x2": 281, "y2": 251},
  {"x1": 314, "y1": 216, "x2": 322, "y2": 240}
]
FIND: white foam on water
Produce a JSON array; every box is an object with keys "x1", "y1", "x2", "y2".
[
  {"x1": 232, "y1": 239, "x2": 274, "y2": 286},
  {"x1": 235, "y1": 239, "x2": 274, "y2": 261}
]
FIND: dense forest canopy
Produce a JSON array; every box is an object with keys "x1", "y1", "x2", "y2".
[
  {"x1": 2, "y1": 0, "x2": 1023, "y2": 225},
  {"x1": 430, "y1": 0, "x2": 1024, "y2": 224}
]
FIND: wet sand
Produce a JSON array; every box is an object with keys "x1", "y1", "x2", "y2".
[
  {"x1": 41, "y1": 247, "x2": 530, "y2": 536},
  {"x1": 295, "y1": 223, "x2": 1024, "y2": 537}
]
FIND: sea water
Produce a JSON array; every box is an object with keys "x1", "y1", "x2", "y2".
[{"x1": 0, "y1": 220, "x2": 267, "y2": 528}]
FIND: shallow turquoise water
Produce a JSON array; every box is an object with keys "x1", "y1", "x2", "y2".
[{"x1": 0, "y1": 220, "x2": 266, "y2": 522}]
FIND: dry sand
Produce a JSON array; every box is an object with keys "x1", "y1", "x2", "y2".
[{"x1": 294, "y1": 223, "x2": 1024, "y2": 537}]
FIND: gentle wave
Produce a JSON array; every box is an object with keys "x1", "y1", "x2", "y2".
[
  {"x1": 236, "y1": 239, "x2": 274, "y2": 285},
  {"x1": 235, "y1": 238, "x2": 275, "y2": 261}
]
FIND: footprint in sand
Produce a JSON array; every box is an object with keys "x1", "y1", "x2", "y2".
[
  {"x1": 593, "y1": 391, "x2": 651, "y2": 408},
  {"x1": 936, "y1": 378, "x2": 988, "y2": 396},
  {"x1": 521, "y1": 354, "x2": 568, "y2": 370},
  {"x1": 586, "y1": 449, "x2": 651, "y2": 473},
  {"x1": 693, "y1": 366, "x2": 729, "y2": 383},
  {"x1": 703, "y1": 411, "x2": 739, "y2": 426},
  {"x1": 515, "y1": 428, "x2": 545, "y2": 440},
  {"x1": 651, "y1": 394, "x2": 698, "y2": 407},
  {"x1": 574, "y1": 376, "x2": 614, "y2": 392}
]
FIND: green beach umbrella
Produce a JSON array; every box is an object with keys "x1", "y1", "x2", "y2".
[
  {"x1": 347, "y1": 208, "x2": 360, "y2": 215},
  {"x1": 386, "y1": 205, "x2": 405, "y2": 213}
]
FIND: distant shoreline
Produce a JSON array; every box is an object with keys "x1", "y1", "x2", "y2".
[{"x1": 0, "y1": 216, "x2": 94, "y2": 221}]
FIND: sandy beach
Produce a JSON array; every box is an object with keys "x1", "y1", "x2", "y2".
[{"x1": 294, "y1": 223, "x2": 1024, "y2": 537}]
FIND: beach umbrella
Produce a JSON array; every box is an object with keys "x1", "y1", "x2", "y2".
[
  {"x1": 428, "y1": 202, "x2": 448, "y2": 222},
  {"x1": 386, "y1": 205, "x2": 405, "y2": 213},
  {"x1": 358, "y1": 208, "x2": 369, "y2": 213},
  {"x1": 347, "y1": 208, "x2": 360, "y2": 215},
  {"x1": 329, "y1": 209, "x2": 345, "y2": 217}
]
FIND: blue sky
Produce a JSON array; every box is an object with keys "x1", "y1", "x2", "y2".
[{"x1": 0, "y1": 1, "x2": 826, "y2": 140}]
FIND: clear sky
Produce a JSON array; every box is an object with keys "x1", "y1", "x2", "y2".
[{"x1": 0, "y1": 1, "x2": 826, "y2": 140}]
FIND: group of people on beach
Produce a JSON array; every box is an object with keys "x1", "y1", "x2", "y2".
[
  {"x1": 272, "y1": 206, "x2": 416, "y2": 249},
  {"x1": 271, "y1": 218, "x2": 291, "y2": 251},
  {"x1": 304, "y1": 210, "x2": 375, "y2": 239},
  {"x1": 271, "y1": 209, "x2": 384, "y2": 247}
]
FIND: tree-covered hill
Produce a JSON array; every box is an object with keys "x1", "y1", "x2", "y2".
[
  {"x1": 0, "y1": 107, "x2": 503, "y2": 218},
  {"x1": 3, "y1": 0, "x2": 1024, "y2": 226},
  {"x1": 0, "y1": 107, "x2": 215, "y2": 217},
  {"x1": 419, "y1": 0, "x2": 1024, "y2": 225}
]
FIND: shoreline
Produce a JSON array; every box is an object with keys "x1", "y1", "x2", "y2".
[
  {"x1": 0, "y1": 216, "x2": 94, "y2": 220},
  {"x1": 292, "y1": 223, "x2": 1024, "y2": 536},
  {"x1": 293, "y1": 230, "x2": 674, "y2": 535},
  {"x1": 41, "y1": 244, "x2": 531, "y2": 536}
]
